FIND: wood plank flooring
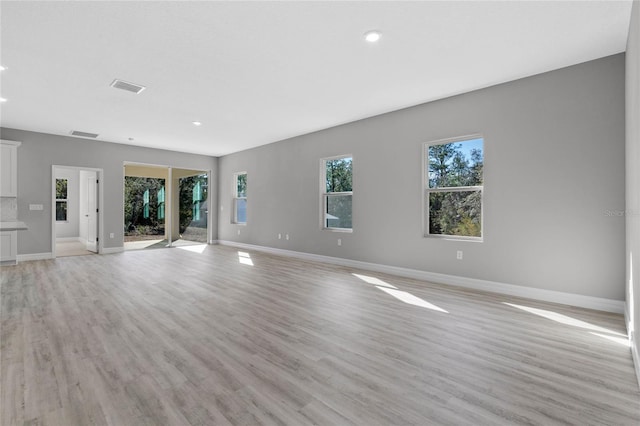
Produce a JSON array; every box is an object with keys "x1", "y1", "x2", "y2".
[{"x1": 1, "y1": 245, "x2": 639, "y2": 425}]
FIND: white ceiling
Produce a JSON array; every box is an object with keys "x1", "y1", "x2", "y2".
[{"x1": 0, "y1": 1, "x2": 633, "y2": 157}]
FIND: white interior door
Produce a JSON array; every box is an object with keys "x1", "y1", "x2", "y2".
[{"x1": 86, "y1": 172, "x2": 98, "y2": 252}]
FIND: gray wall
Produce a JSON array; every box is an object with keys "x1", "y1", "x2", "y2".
[
  {"x1": 0, "y1": 128, "x2": 218, "y2": 254},
  {"x1": 626, "y1": 0, "x2": 640, "y2": 380},
  {"x1": 218, "y1": 54, "x2": 625, "y2": 301}
]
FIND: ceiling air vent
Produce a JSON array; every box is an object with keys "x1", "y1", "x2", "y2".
[
  {"x1": 110, "y1": 78, "x2": 146, "y2": 94},
  {"x1": 70, "y1": 130, "x2": 99, "y2": 138}
]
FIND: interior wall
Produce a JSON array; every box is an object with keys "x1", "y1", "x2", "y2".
[
  {"x1": 0, "y1": 128, "x2": 218, "y2": 254},
  {"x1": 54, "y1": 167, "x2": 79, "y2": 239},
  {"x1": 218, "y1": 54, "x2": 625, "y2": 302},
  {"x1": 625, "y1": 0, "x2": 640, "y2": 385}
]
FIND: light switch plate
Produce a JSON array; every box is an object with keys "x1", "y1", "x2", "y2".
[{"x1": 29, "y1": 204, "x2": 44, "y2": 211}]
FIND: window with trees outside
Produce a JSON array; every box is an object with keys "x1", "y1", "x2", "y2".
[
  {"x1": 233, "y1": 172, "x2": 247, "y2": 224},
  {"x1": 55, "y1": 178, "x2": 68, "y2": 222},
  {"x1": 425, "y1": 136, "x2": 483, "y2": 239},
  {"x1": 322, "y1": 155, "x2": 352, "y2": 231}
]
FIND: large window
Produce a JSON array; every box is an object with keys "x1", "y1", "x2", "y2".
[
  {"x1": 55, "y1": 178, "x2": 68, "y2": 222},
  {"x1": 425, "y1": 136, "x2": 483, "y2": 239},
  {"x1": 233, "y1": 172, "x2": 247, "y2": 224},
  {"x1": 322, "y1": 155, "x2": 352, "y2": 231}
]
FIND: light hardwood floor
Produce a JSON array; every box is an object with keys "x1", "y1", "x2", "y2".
[{"x1": 1, "y1": 245, "x2": 639, "y2": 425}]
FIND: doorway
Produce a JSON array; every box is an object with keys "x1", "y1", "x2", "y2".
[
  {"x1": 123, "y1": 163, "x2": 210, "y2": 251},
  {"x1": 52, "y1": 165, "x2": 103, "y2": 258}
]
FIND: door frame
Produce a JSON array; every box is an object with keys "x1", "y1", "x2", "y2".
[{"x1": 51, "y1": 165, "x2": 104, "y2": 258}]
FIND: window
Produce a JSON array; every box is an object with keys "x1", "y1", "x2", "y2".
[
  {"x1": 425, "y1": 136, "x2": 483, "y2": 239},
  {"x1": 233, "y1": 172, "x2": 247, "y2": 224},
  {"x1": 322, "y1": 155, "x2": 352, "y2": 230},
  {"x1": 55, "y1": 178, "x2": 68, "y2": 221}
]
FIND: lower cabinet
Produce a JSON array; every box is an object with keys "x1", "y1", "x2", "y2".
[{"x1": 0, "y1": 231, "x2": 17, "y2": 265}]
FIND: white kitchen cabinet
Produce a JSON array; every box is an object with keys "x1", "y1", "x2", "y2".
[
  {"x1": 0, "y1": 230, "x2": 17, "y2": 265},
  {"x1": 0, "y1": 140, "x2": 21, "y2": 197}
]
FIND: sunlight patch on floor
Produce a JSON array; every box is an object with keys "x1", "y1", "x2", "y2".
[
  {"x1": 352, "y1": 273, "x2": 397, "y2": 288},
  {"x1": 238, "y1": 251, "x2": 253, "y2": 266},
  {"x1": 590, "y1": 332, "x2": 630, "y2": 347},
  {"x1": 176, "y1": 244, "x2": 207, "y2": 254},
  {"x1": 377, "y1": 287, "x2": 449, "y2": 312},
  {"x1": 503, "y1": 302, "x2": 626, "y2": 337},
  {"x1": 352, "y1": 273, "x2": 448, "y2": 313}
]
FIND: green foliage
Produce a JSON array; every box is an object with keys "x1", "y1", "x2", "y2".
[
  {"x1": 179, "y1": 174, "x2": 208, "y2": 233},
  {"x1": 55, "y1": 178, "x2": 67, "y2": 199},
  {"x1": 326, "y1": 158, "x2": 352, "y2": 192},
  {"x1": 124, "y1": 177, "x2": 166, "y2": 236},
  {"x1": 428, "y1": 140, "x2": 483, "y2": 237},
  {"x1": 236, "y1": 173, "x2": 247, "y2": 197},
  {"x1": 124, "y1": 174, "x2": 208, "y2": 237}
]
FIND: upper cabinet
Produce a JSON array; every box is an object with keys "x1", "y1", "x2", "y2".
[{"x1": 0, "y1": 140, "x2": 21, "y2": 197}]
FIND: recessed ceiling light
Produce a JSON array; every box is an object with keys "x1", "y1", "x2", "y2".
[
  {"x1": 0, "y1": 98, "x2": 7, "y2": 103},
  {"x1": 364, "y1": 30, "x2": 381, "y2": 43},
  {"x1": 192, "y1": 121, "x2": 202, "y2": 126}
]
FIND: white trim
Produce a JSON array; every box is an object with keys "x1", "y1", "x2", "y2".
[
  {"x1": 626, "y1": 305, "x2": 640, "y2": 390},
  {"x1": 0, "y1": 139, "x2": 22, "y2": 147},
  {"x1": 218, "y1": 240, "x2": 624, "y2": 314},
  {"x1": 102, "y1": 247, "x2": 124, "y2": 254},
  {"x1": 17, "y1": 252, "x2": 53, "y2": 262},
  {"x1": 633, "y1": 337, "x2": 640, "y2": 391}
]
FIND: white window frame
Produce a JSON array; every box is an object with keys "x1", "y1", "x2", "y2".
[
  {"x1": 233, "y1": 171, "x2": 247, "y2": 224},
  {"x1": 423, "y1": 135, "x2": 483, "y2": 241},
  {"x1": 320, "y1": 154, "x2": 353, "y2": 232}
]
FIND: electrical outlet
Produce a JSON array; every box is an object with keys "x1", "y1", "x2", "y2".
[
  {"x1": 456, "y1": 250, "x2": 463, "y2": 260},
  {"x1": 338, "y1": 238, "x2": 342, "y2": 246},
  {"x1": 278, "y1": 233, "x2": 281, "y2": 239},
  {"x1": 285, "y1": 233, "x2": 289, "y2": 240},
  {"x1": 110, "y1": 233, "x2": 114, "y2": 238},
  {"x1": 237, "y1": 229, "x2": 241, "y2": 235}
]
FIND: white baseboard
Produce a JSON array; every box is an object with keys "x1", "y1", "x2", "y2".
[
  {"x1": 218, "y1": 240, "x2": 624, "y2": 314},
  {"x1": 17, "y1": 252, "x2": 53, "y2": 261},
  {"x1": 102, "y1": 247, "x2": 124, "y2": 254}
]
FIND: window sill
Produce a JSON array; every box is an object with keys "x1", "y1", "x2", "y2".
[
  {"x1": 425, "y1": 234, "x2": 482, "y2": 242},
  {"x1": 323, "y1": 228, "x2": 353, "y2": 233},
  {"x1": 424, "y1": 235, "x2": 484, "y2": 243}
]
